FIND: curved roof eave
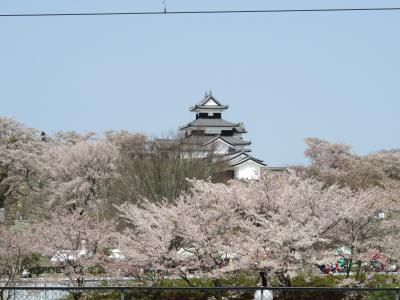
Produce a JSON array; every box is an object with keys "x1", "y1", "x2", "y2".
[
  {"x1": 230, "y1": 157, "x2": 267, "y2": 167},
  {"x1": 189, "y1": 105, "x2": 229, "y2": 111},
  {"x1": 203, "y1": 136, "x2": 251, "y2": 147}
]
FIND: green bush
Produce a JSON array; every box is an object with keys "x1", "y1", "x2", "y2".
[
  {"x1": 88, "y1": 264, "x2": 106, "y2": 275},
  {"x1": 291, "y1": 272, "x2": 337, "y2": 287},
  {"x1": 366, "y1": 273, "x2": 400, "y2": 288},
  {"x1": 8, "y1": 135, "x2": 17, "y2": 143}
]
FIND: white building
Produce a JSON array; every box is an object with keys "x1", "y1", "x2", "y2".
[{"x1": 173, "y1": 92, "x2": 266, "y2": 180}]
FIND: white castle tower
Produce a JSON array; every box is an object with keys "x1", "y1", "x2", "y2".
[{"x1": 178, "y1": 92, "x2": 266, "y2": 180}]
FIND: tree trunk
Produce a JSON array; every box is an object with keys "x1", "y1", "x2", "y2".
[
  {"x1": 355, "y1": 260, "x2": 362, "y2": 281},
  {"x1": 275, "y1": 271, "x2": 291, "y2": 300},
  {"x1": 213, "y1": 279, "x2": 223, "y2": 300},
  {"x1": 346, "y1": 259, "x2": 352, "y2": 279},
  {"x1": 277, "y1": 272, "x2": 291, "y2": 287},
  {"x1": 71, "y1": 276, "x2": 84, "y2": 300},
  {"x1": 73, "y1": 293, "x2": 81, "y2": 300},
  {"x1": 180, "y1": 275, "x2": 194, "y2": 287}
]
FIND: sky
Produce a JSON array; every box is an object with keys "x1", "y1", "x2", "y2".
[{"x1": 1, "y1": 0, "x2": 399, "y2": 166}]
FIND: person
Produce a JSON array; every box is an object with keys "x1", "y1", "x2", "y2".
[
  {"x1": 323, "y1": 265, "x2": 330, "y2": 274},
  {"x1": 254, "y1": 268, "x2": 273, "y2": 300},
  {"x1": 319, "y1": 264, "x2": 326, "y2": 273}
]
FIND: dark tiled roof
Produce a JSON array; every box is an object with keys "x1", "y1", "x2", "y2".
[
  {"x1": 180, "y1": 118, "x2": 240, "y2": 130},
  {"x1": 220, "y1": 136, "x2": 251, "y2": 146},
  {"x1": 229, "y1": 155, "x2": 267, "y2": 167},
  {"x1": 221, "y1": 151, "x2": 266, "y2": 166},
  {"x1": 205, "y1": 136, "x2": 251, "y2": 146},
  {"x1": 235, "y1": 123, "x2": 247, "y2": 133}
]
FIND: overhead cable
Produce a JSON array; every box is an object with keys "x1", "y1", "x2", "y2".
[{"x1": 1, "y1": 7, "x2": 400, "y2": 17}]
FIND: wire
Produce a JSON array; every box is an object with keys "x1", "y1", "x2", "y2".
[{"x1": 0, "y1": 7, "x2": 400, "y2": 17}]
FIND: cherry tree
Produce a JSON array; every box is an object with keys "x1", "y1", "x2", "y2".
[
  {"x1": 166, "y1": 180, "x2": 252, "y2": 286},
  {"x1": 0, "y1": 225, "x2": 31, "y2": 299},
  {"x1": 233, "y1": 172, "x2": 341, "y2": 286},
  {"x1": 240, "y1": 171, "x2": 393, "y2": 283},
  {"x1": 117, "y1": 170, "x2": 394, "y2": 287},
  {"x1": 115, "y1": 200, "x2": 176, "y2": 284},
  {"x1": 43, "y1": 139, "x2": 119, "y2": 217},
  {"x1": 303, "y1": 137, "x2": 382, "y2": 189},
  {"x1": 29, "y1": 210, "x2": 118, "y2": 299},
  {"x1": 304, "y1": 138, "x2": 400, "y2": 185},
  {"x1": 372, "y1": 183, "x2": 400, "y2": 272},
  {"x1": 304, "y1": 137, "x2": 354, "y2": 171},
  {"x1": 117, "y1": 173, "x2": 327, "y2": 286},
  {"x1": 321, "y1": 187, "x2": 385, "y2": 279},
  {"x1": 51, "y1": 131, "x2": 97, "y2": 145},
  {"x1": 0, "y1": 117, "x2": 47, "y2": 221},
  {"x1": 367, "y1": 149, "x2": 400, "y2": 180},
  {"x1": 377, "y1": 227, "x2": 400, "y2": 272},
  {"x1": 116, "y1": 180, "x2": 251, "y2": 287}
]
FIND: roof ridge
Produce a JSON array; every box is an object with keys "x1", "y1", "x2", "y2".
[
  {"x1": 198, "y1": 93, "x2": 224, "y2": 106},
  {"x1": 189, "y1": 93, "x2": 229, "y2": 111}
]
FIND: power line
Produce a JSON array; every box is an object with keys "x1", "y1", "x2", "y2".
[{"x1": 0, "y1": 7, "x2": 400, "y2": 17}]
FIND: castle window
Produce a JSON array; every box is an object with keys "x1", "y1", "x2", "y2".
[
  {"x1": 205, "y1": 129, "x2": 221, "y2": 135},
  {"x1": 221, "y1": 130, "x2": 233, "y2": 136}
]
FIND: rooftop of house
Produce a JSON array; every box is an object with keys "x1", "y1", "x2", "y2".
[{"x1": 189, "y1": 91, "x2": 229, "y2": 112}]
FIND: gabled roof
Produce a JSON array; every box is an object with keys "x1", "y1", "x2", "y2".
[
  {"x1": 204, "y1": 136, "x2": 251, "y2": 147},
  {"x1": 214, "y1": 149, "x2": 267, "y2": 167},
  {"x1": 189, "y1": 93, "x2": 229, "y2": 111},
  {"x1": 220, "y1": 150, "x2": 266, "y2": 167},
  {"x1": 230, "y1": 156, "x2": 267, "y2": 167}
]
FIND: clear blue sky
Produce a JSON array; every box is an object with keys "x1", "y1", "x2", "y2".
[{"x1": 1, "y1": 0, "x2": 399, "y2": 166}]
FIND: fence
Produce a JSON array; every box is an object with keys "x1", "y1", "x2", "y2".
[{"x1": 1, "y1": 286, "x2": 400, "y2": 300}]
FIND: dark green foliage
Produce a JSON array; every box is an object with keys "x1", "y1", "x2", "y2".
[
  {"x1": 0, "y1": 168, "x2": 8, "y2": 179},
  {"x1": 88, "y1": 264, "x2": 106, "y2": 276},
  {"x1": 8, "y1": 136, "x2": 17, "y2": 144},
  {"x1": 21, "y1": 252, "x2": 61, "y2": 276},
  {"x1": 365, "y1": 274, "x2": 400, "y2": 300}
]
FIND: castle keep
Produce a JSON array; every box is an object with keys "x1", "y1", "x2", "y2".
[{"x1": 176, "y1": 92, "x2": 266, "y2": 179}]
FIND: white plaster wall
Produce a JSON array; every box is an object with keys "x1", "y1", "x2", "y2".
[
  {"x1": 204, "y1": 99, "x2": 218, "y2": 106},
  {"x1": 180, "y1": 151, "x2": 209, "y2": 159},
  {"x1": 193, "y1": 127, "x2": 234, "y2": 131},
  {"x1": 234, "y1": 160, "x2": 261, "y2": 180},
  {"x1": 214, "y1": 140, "x2": 230, "y2": 154},
  {"x1": 205, "y1": 128, "x2": 221, "y2": 135}
]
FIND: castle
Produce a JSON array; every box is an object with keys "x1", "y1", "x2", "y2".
[{"x1": 157, "y1": 92, "x2": 266, "y2": 180}]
